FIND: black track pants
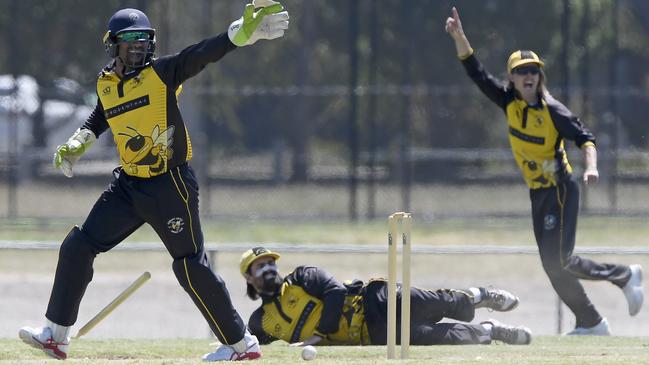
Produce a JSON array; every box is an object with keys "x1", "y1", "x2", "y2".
[
  {"x1": 46, "y1": 164, "x2": 245, "y2": 344},
  {"x1": 530, "y1": 177, "x2": 631, "y2": 328},
  {"x1": 363, "y1": 281, "x2": 491, "y2": 345}
]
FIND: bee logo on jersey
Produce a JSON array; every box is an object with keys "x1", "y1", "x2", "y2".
[
  {"x1": 167, "y1": 217, "x2": 184, "y2": 233},
  {"x1": 520, "y1": 150, "x2": 558, "y2": 188},
  {"x1": 118, "y1": 124, "x2": 175, "y2": 176},
  {"x1": 523, "y1": 160, "x2": 549, "y2": 186}
]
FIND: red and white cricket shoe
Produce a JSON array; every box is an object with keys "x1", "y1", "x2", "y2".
[
  {"x1": 202, "y1": 332, "x2": 262, "y2": 362},
  {"x1": 19, "y1": 326, "x2": 69, "y2": 360}
]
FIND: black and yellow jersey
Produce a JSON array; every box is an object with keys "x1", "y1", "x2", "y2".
[
  {"x1": 461, "y1": 53, "x2": 596, "y2": 189},
  {"x1": 248, "y1": 266, "x2": 370, "y2": 346},
  {"x1": 82, "y1": 33, "x2": 236, "y2": 178}
]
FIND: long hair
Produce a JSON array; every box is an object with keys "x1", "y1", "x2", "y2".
[
  {"x1": 245, "y1": 270, "x2": 283, "y2": 300},
  {"x1": 246, "y1": 282, "x2": 260, "y2": 300}
]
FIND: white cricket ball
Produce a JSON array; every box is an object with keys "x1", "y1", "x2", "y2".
[{"x1": 301, "y1": 345, "x2": 317, "y2": 361}]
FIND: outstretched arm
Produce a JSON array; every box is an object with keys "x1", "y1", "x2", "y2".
[
  {"x1": 155, "y1": 1, "x2": 289, "y2": 88},
  {"x1": 228, "y1": 0, "x2": 289, "y2": 47},
  {"x1": 446, "y1": 7, "x2": 509, "y2": 110},
  {"x1": 445, "y1": 7, "x2": 473, "y2": 59}
]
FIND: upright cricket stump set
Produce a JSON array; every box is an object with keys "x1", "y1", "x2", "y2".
[{"x1": 387, "y1": 212, "x2": 412, "y2": 359}]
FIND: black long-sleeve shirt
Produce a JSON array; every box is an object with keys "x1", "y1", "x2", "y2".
[
  {"x1": 248, "y1": 266, "x2": 350, "y2": 345},
  {"x1": 461, "y1": 53, "x2": 596, "y2": 189},
  {"x1": 83, "y1": 33, "x2": 236, "y2": 177}
]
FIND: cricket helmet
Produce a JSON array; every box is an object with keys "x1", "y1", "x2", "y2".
[
  {"x1": 240, "y1": 247, "x2": 281, "y2": 276},
  {"x1": 507, "y1": 50, "x2": 544, "y2": 74},
  {"x1": 103, "y1": 8, "x2": 156, "y2": 68}
]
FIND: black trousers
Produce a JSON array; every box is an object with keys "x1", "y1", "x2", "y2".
[
  {"x1": 45, "y1": 164, "x2": 245, "y2": 344},
  {"x1": 530, "y1": 177, "x2": 631, "y2": 328},
  {"x1": 363, "y1": 280, "x2": 491, "y2": 345}
]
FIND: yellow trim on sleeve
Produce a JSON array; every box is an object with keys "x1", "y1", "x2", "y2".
[
  {"x1": 459, "y1": 47, "x2": 474, "y2": 61},
  {"x1": 580, "y1": 141, "x2": 595, "y2": 149}
]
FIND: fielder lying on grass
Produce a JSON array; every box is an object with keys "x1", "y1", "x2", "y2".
[{"x1": 239, "y1": 247, "x2": 532, "y2": 347}]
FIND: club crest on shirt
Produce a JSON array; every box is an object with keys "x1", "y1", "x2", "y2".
[
  {"x1": 167, "y1": 217, "x2": 184, "y2": 234},
  {"x1": 543, "y1": 214, "x2": 557, "y2": 230}
]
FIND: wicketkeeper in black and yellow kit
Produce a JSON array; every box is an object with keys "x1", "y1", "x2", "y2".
[
  {"x1": 19, "y1": 3, "x2": 288, "y2": 361},
  {"x1": 240, "y1": 247, "x2": 532, "y2": 348},
  {"x1": 445, "y1": 7, "x2": 644, "y2": 335}
]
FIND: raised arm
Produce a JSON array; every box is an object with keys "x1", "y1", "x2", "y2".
[
  {"x1": 155, "y1": 1, "x2": 289, "y2": 88},
  {"x1": 153, "y1": 34, "x2": 237, "y2": 89},
  {"x1": 445, "y1": 7, "x2": 473, "y2": 59},
  {"x1": 445, "y1": 7, "x2": 510, "y2": 110}
]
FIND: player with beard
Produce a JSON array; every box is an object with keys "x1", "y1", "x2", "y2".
[{"x1": 239, "y1": 247, "x2": 532, "y2": 347}]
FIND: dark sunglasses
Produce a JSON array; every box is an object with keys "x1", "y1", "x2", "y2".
[
  {"x1": 513, "y1": 65, "x2": 540, "y2": 76},
  {"x1": 116, "y1": 31, "x2": 151, "y2": 42}
]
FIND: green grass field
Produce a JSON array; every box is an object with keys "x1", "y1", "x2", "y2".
[
  {"x1": 2, "y1": 337, "x2": 649, "y2": 365},
  {"x1": 3, "y1": 214, "x2": 649, "y2": 363}
]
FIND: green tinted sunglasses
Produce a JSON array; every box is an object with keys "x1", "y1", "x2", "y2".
[{"x1": 116, "y1": 31, "x2": 151, "y2": 42}]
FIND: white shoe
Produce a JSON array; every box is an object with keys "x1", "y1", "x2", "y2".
[
  {"x1": 18, "y1": 326, "x2": 69, "y2": 360},
  {"x1": 565, "y1": 317, "x2": 611, "y2": 336},
  {"x1": 481, "y1": 318, "x2": 531, "y2": 345},
  {"x1": 202, "y1": 332, "x2": 262, "y2": 361},
  {"x1": 475, "y1": 287, "x2": 520, "y2": 312},
  {"x1": 622, "y1": 264, "x2": 644, "y2": 316}
]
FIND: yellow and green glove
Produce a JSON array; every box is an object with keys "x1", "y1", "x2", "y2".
[
  {"x1": 53, "y1": 128, "x2": 96, "y2": 178},
  {"x1": 228, "y1": 0, "x2": 289, "y2": 47}
]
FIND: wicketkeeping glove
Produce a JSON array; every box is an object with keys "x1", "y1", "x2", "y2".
[
  {"x1": 252, "y1": 0, "x2": 280, "y2": 8},
  {"x1": 228, "y1": 1, "x2": 289, "y2": 47},
  {"x1": 53, "y1": 128, "x2": 96, "y2": 178}
]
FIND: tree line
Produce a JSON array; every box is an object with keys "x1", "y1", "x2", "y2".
[{"x1": 1, "y1": 0, "x2": 648, "y2": 182}]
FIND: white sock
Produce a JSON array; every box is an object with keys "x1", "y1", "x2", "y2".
[
  {"x1": 469, "y1": 287, "x2": 482, "y2": 304},
  {"x1": 47, "y1": 319, "x2": 71, "y2": 343},
  {"x1": 230, "y1": 330, "x2": 251, "y2": 353}
]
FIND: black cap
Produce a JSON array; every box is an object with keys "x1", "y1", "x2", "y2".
[{"x1": 108, "y1": 8, "x2": 154, "y2": 38}]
